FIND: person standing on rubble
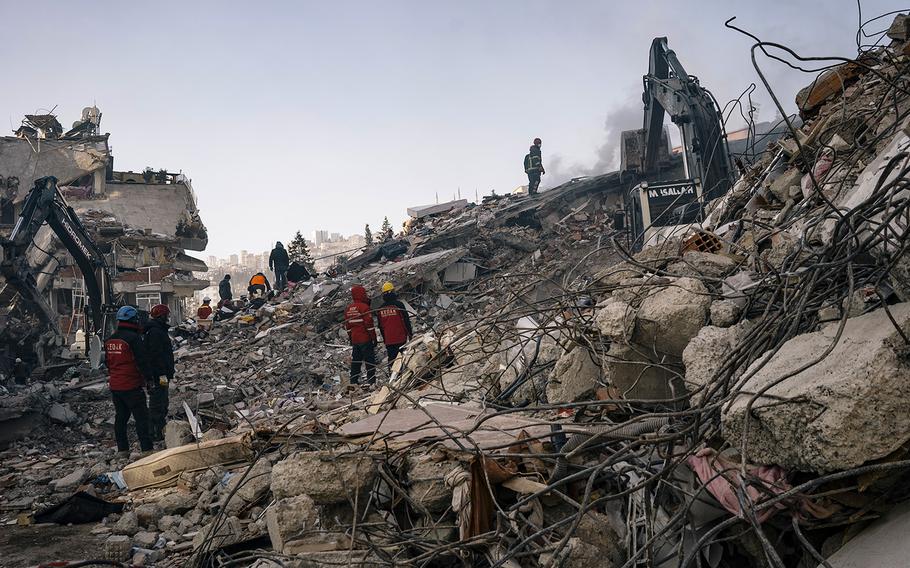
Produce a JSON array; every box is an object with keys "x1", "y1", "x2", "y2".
[
  {"x1": 376, "y1": 281, "x2": 412, "y2": 365},
  {"x1": 105, "y1": 306, "x2": 153, "y2": 456},
  {"x1": 523, "y1": 137, "x2": 545, "y2": 195},
  {"x1": 144, "y1": 304, "x2": 176, "y2": 443},
  {"x1": 344, "y1": 284, "x2": 377, "y2": 385},
  {"x1": 218, "y1": 274, "x2": 233, "y2": 307},
  {"x1": 269, "y1": 241, "x2": 290, "y2": 291}
]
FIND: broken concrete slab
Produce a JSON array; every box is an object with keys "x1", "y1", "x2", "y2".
[
  {"x1": 682, "y1": 321, "x2": 755, "y2": 402},
  {"x1": 667, "y1": 252, "x2": 738, "y2": 278},
  {"x1": 723, "y1": 303, "x2": 910, "y2": 472},
  {"x1": 594, "y1": 297, "x2": 636, "y2": 342},
  {"x1": 164, "y1": 421, "x2": 195, "y2": 449},
  {"x1": 50, "y1": 467, "x2": 88, "y2": 492},
  {"x1": 709, "y1": 300, "x2": 742, "y2": 327},
  {"x1": 270, "y1": 451, "x2": 376, "y2": 504},
  {"x1": 407, "y1": 456, "x2": 457, "y2": 513},
  {"x1": 546, "y1": 346, "x2": 602, "y2": 404},
  {"x1": 265, "y1": 493, "x2": 319, "y2": 553},
  {"x1": 634, "y1": 277, "x2": 711, "y2": 356},
  {"x1": 604, "y1": 343, "x2": 682, "y2": 401},
  {"x1": 47, "y1": 403, "x2": 78, "y2": 425}
]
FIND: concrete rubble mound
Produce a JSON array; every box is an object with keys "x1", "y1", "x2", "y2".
[{"x1": 4, "y1": 12, "x2": 910, "y2": 568}]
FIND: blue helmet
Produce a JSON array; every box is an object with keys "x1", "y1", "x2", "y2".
[{"x1": 116, "y1": 306, "x2": 139, "y2": 321}]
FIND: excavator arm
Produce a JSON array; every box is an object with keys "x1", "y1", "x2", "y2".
[
  {"x1": 2, "y1": 176, "x2": 115, "y2": 346},
  {"x1": 642, "y1": 37, "x2": 733, "y2": 199}
]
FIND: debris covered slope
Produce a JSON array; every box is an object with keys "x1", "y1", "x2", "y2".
[{"x1": 4, "y1": 13, "x2": 910, "y2": 568}]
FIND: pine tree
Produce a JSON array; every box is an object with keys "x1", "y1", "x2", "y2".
[
  {"x1": 364, "y1": 224, "x2": 373, "y2": 246},
  {"x1": 288, "y1": 231, "x2": 314, "y2": 268},
  {"x1": 381, "y1": 217, "x2": 393, "y2": 241}
]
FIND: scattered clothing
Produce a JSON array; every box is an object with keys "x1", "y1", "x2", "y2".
[{"x1": 287, "y1": 261, "x2": 311, "y2": 284}]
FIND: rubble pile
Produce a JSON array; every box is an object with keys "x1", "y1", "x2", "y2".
[{"x1": 4, "y1": 13, "x2": 910, "y2": 568}]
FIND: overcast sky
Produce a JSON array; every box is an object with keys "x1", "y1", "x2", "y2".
[{"x1": 1, "y1": 1, "x2": 906, "y2": 257}]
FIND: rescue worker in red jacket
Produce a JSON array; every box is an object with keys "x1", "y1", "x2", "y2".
[
  {"x1": 344, "y1": 284, "x2": 377, "y2": 384},
  {"x1": 105, "y1": 306, "x2": 153, "y2": 456},
  {"x1": 376, "y1": 281, "x2": 412, "y2": 364},
  {"x1": 197, "y1": 297, "x2": 213, "y2": 320}
]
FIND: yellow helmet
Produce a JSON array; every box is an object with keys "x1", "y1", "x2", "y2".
[{"x1": 381, "y1": 281, "x2": 395, "y2": 293}]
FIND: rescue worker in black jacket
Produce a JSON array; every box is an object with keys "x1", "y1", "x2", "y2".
[
  {"x1": 524, "y1": 137, "x2": 545, "y2": 194},
  {"x1": 145, "y1": 304, "x2": 176, "y2": 443},
  {"x1": 269, "y1": 241, "x2": 290, "y2": 291},
  {"x1": 106, "y1": 306, "x2": 154, "y2": 456},
  {"x1": 219, "y1": 274, "x2": 233, "y2": 305}
]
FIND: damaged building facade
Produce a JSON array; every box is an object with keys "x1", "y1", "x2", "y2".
[{"x1": 0, "y1": 109, "x2": 208, "y2": 347}]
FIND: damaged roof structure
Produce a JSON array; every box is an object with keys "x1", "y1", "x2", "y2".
[
  {"x1": 5, "y1": 11, "x2": 910, "y2": 568},
  {"x1": 0, "y1": 107, "x2": 208, "y2": 364}
]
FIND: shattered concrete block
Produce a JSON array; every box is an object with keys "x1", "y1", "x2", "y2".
[
  {"x1": 270, "y1": 451, "x2": 376, "y2": 503},
  {"x1": 594, "y1": 297, "x2": 636, "y2": 342},
  {"x1": 265, "y1": 494, "x2": 319, "y2": 553},
  {"x1": 157, "y1": 491, "x2": 196, "y2": 515},
  {"x1": 50, "y1": 467, "x2": 87, "y2": 491},
  {"x1": 667, "y1": 252, "x2": 738, "y2": 278},
  {"x1": 887, "y1": 13, "x2": 910, "y2": 41},
  {"x1": 134, "y1": 503, "x2": 162, "y2": 527},
  {"x1": 157, "y1": 515, "x2": 181, "y2": 533},
  {"x1": 634, "y1": 277, "x2": 711, "y2": 356},
  {"x1": 193, "y1": 516, "x2": 242, "y2": 550},
  {"x1": 103, "y1": 535, "x2": 131, "y2": 561},
  {"x1": 546, "y1": 346, "x2": 602, "y2": 404},
  {"x1": 407, "y1": 456, "x2": 457, "y2": 513},
  {"x1": 223, "y1": 459, "x2": 272, "y2": 514},
  {"x1": 682, "y1": 321, "x2": 755, "y2": 403},
  {"x1": 604, "y1": 343, "x2": 682, "y2": 401},
  {"x1": 133, "y1": 530, "x2": 158, "y2": 548},
  {"x1": 768, "y1": 168, "x2": 803, "y2": 203},
  {"x1": 723, "y1": 304, "x2": 910, "y2": 472},
  {"x1": 164, "y1": 421, "x2": 195, "y2": 448},
  {"x1": 113, "y1": 511, "x2": 139, "y2": 536},
  {"x1": 709, "y1": 300, "x2": 742, "y2": 327},
  {"x1": 47, "y1": 402, "x2": 78, "y2": 424}
]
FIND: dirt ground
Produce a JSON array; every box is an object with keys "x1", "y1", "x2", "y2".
[{"x1": 0, "y1": 524, "x2": 103, "y2": 568}]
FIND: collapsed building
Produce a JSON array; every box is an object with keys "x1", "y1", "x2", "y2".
[
  {"x1": 0, "y1": 108, "x2": 208, "y2": 368},
  {"x1": 4, "y1": 12, "x2": 910, "y2": 568}
]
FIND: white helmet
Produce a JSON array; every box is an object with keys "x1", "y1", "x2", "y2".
[{"x1": 203, "y1": 296, "x2": 211, "y2": 302}]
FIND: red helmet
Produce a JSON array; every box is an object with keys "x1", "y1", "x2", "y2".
[
  {"x1": 533, "y1": 137, "x2": 542, "y2": 145},
  {"x1": 150, "y1": 304, "x2": 170, "y2": 319}
]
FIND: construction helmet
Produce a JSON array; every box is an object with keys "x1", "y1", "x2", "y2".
[
  {"x1": 203, "y1": 296, "x2": 211, "y2": 303},
  {"x1": 382, "y1": 281, "x2": 395, "y2": 294},
  {"x1": 533, "y1": 137, "x2": 542, "y2": 145},
  {"x1": 116, "y1": 306, "x2": 139, "y2": 321},
  {"x1": 150, "y1": 304, "x2": 170, "y2": 319}
]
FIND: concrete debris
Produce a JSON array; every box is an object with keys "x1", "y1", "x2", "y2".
[
  {"x1": 270, "y1": 451, "x2": 376, "y2": 504},
  {"x1": 546, "y1": 346, "x2": 602, "y2": 403},
  {"x1": 723, "y1": 304, "x2": 910, "y2": 472},
  {"x1": 634, "y1": 277, "x2": 711, "y2": 356},
  {"x1": 265, "y1": 494, "x2": 319, "y2": 553},
  {"x1": 5, "y1": 13, "x2": 910, "y2": 567}
]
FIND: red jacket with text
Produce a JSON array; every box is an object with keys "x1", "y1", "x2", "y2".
[
  {"x1": 344, "y1": 285, "x2": 376, "y2": 345},
  {"x1": 377, "y1": 292, "x2": 412, "y2": 346},
  {"x1": 105, "y1": 321, "x2": 151, "y2": 391}
]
